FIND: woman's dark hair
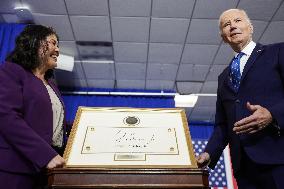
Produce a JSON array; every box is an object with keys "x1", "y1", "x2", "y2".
[{"x1": 6, "y1": 24, "x2": 59, "y2": 74}]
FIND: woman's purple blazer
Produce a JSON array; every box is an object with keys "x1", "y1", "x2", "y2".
[{"x1": 0, "y1": 62, "x2": 65, "y2": 174}]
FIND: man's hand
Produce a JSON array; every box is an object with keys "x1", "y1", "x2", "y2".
[
  {"x1": 233, "y1": 102, "x2": 273, "y2": 134},
  {"x1": 196, "y1": 152, "x2": 210, "y2": 168},
  {"x1": 46, "y1": 155, "x2": 65, "y2": 169}
]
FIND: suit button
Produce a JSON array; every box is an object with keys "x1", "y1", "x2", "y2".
[{"x1": 235, "y1": 99, "x2": 240, "y2": 103}]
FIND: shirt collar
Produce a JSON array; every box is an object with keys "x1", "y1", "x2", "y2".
[{"x1": 234, "y1": 41, "x2": 256, "y2": 57}]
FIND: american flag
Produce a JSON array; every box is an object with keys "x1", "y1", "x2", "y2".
[{"x1": 192, "y1": 139, "x2": 238, "y2": 189}]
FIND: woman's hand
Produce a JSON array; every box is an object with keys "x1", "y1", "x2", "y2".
[{"x1": 46, "y1": 154, "x2": 65, "y2": 169}]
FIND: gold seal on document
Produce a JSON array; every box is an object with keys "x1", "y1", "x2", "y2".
[{"x1": 123, "y1": 116, "x2": 140, "y2": 126}]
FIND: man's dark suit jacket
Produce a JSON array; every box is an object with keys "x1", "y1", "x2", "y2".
[
  {"x1": 0, "y1": 62, "x2": 65, "y2": 174},
  {"x1": 205, "y1": 42, "x2": 284, "y2": 175}
]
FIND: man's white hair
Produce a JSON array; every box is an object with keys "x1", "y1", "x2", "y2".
[{"x1": 218, "y1": 9, "x2": 252, "y2": 30}]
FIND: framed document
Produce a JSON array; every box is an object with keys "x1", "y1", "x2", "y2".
[{"x1": 64, "y1": 107, "x2": 197, "y2": 168}]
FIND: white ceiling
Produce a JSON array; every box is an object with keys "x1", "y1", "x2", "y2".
[{"x1": 1, "y1": 0, "x2": 284, "y2": 122}]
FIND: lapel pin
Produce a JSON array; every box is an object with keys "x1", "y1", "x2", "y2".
[{"x1": 257, "y1": 49, "x2": 262, "y2": 53}]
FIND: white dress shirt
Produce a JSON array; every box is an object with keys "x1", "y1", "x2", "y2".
[{"x1": 234, "y1": 41, "x2": 256, "y2": 75}]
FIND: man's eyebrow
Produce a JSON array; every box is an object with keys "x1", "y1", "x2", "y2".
[{"x1": 222, "y1": 20, "x2": 230, "y2": 26}]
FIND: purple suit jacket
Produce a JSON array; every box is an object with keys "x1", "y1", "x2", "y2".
[
  {"x1": 205, "y1": 43, "x2": 284, "y2": 175},
  {"x1": 0, "y1": 62, "x2": 65, "y2": 174}
]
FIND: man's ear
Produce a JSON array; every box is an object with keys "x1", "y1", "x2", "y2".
[
  {"x1": 250, "y1": 24, "x2": 254, "y2": 34},
  {"x1": 220, "y1": 32, "x2": 228, "y2": 43}
]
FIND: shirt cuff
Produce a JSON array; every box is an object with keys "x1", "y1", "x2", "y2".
[{"x1": 270, "y1": 118, "x2": 281, "y2": 136}]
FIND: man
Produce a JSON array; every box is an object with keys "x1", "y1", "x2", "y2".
[{"x1": 197, "y1": 9, "x2": 284, "y2": 189}]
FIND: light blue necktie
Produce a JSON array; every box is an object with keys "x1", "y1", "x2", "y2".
[{"x1": 230, "y1": 52, "x2": 245, "y2": 92}]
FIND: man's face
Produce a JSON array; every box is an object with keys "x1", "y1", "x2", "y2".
[{"x1": 219, "y1": 10, "x2": 253, "y2": 47}]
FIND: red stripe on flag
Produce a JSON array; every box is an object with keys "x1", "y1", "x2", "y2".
[{"x1": 227, "y1": 145, "x2": 238, "y2": 189}]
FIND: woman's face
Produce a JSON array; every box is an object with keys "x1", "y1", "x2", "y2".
[{"x1": 38, "y1": 34, "x2": 59, "y2": 70}]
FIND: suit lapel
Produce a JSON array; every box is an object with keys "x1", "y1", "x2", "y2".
[
  {"x1": 222, "y1": 66, "x2": 237, "y2": 94},
  {"x1": 240, "y1": 43, "x2": 264, "y2": 83},
  {"x1": 221, "y1": 43, "x2": 265, "y2": 94}
]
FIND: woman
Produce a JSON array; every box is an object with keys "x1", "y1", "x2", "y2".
[{"x1": 0, "y1": 25, "x2": 65, "y2": 189}]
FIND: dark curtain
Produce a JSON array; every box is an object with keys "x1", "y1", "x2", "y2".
[
  {"x1": 190, "y1": 121, "x2": 214, "y2": 139},
  {"x1": 0, "y1": 23, "x2": 26, "y2": 64},
  {"x1": 62, "y1": 94, "x2": 175, "y2": 123}
]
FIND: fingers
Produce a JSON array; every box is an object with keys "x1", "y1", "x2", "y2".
[
  {"x1": 246, "y1": 102, "x2": 256, "y2": 112},
  {"x1": 233, "y1": 103, "x2": 273, "y2": 135},
  {"x1": 248, "y1": 127, "x2": 262, "y2": 134},
  {"x1": 233, "y1": 116, "x2": 267, "y2": 134},
  {"x1": 246, "y1": 102, "x2": 261, "y2": 112},
  {"x1": 196, "y1": 152, "x2": 210, "y2": 168},
  {"x1": 234, "y1": 115, "x2": 257, "y2": 128},
  {"x1": 46, "y1": 155, "x2": 65, "y2": 169},
  {"x1": 196, "y1": 155, "x2": 204, "y2": 163},
  {"x1": 233, "y1": 118, "x2": 257, "y2": 133}
]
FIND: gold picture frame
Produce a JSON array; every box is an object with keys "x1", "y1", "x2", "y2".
[{"x1": 63, "y1": 107, "x2": 197, "y2": 168}]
